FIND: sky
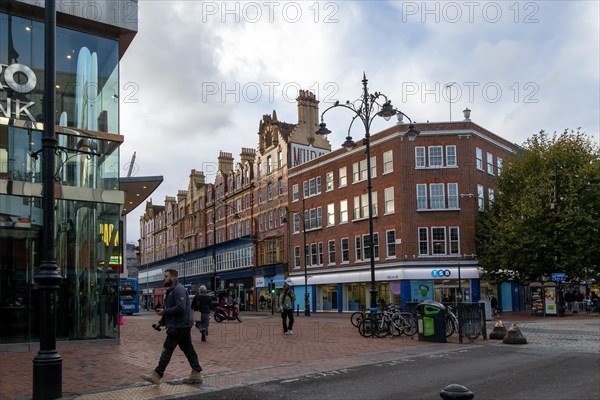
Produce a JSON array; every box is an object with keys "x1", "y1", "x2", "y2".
[{"x1": 119, "y1": 0, "x2": 600, "y2": 243}]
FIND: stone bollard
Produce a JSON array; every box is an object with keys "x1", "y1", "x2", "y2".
[
  {"x1": 502, "y1": 323, "x2": 527, "y2": 344},
  {"x1": 440, "y1": 384, "x2": 474, "y2": 400},
  {"x1": 489, "y1": 320, "x2": 507, "y2": 340}
]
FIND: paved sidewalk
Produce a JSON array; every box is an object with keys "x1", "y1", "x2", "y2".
[{"x1": 1, "y1": 310, "x2": 597, "y2": 400}]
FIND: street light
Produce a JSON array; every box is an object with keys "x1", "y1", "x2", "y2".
[
  {"x1": 283, "y1": 197, "x2": 310, "y2": 316},
  {"x1": 32, "y1": 2, "x2": 63, "y2": 398},
  {"x1": 316, "y1": 73, "x2": 419, "y2": 309},
  {"x1": 211, "y1": 202, "x2": 240, "y2": 291}
]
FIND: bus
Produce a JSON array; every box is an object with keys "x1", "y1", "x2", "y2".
[{"x1": 119, "y1": 278, "x2": 139, "y2": 315}]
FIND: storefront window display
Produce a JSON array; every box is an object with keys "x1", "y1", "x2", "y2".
[
  {"x1": 319, "y1": 284, "x2": 338, "y2": 311},
  {"x1": 346, "y1": 283, "x2": 366, "y2": 311}
]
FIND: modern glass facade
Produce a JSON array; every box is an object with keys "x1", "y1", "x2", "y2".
[
  {"x1": 0, "y1": 2, "x2": 135, "y2": 344},
  {"x1": 1, "y1": 11, "x2": 120, "y2": 133}
]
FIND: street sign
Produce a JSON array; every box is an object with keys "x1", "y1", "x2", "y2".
[{"x1": 551, "y1": 273, "x2": 566, "y2": 282}]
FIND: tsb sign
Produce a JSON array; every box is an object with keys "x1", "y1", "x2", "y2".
[
  {"x1": 431, "y1": 269, "x2": 451, "y2": 278},
  {"x1": 0, "y1": 63, "x2": 37, "y2": 122}
]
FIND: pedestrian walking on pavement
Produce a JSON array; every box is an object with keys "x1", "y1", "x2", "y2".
[
  {"x1": 141, "y1": 269, "x2": 203, "y2": 385},
  {"x1": 192, "y1": 285, "x2": 213, "y2": 341},
  {"x1": 279, "y1": 283, "x2": 296, "y2": 335}
]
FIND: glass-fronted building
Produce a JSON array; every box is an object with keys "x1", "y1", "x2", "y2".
[{"x1": 0, "y1": 0, "x2": 138, "y2": 344}]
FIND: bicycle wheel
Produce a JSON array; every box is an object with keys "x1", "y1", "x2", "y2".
[
  {"x1": 464, "y1": 320, "x2": 481, "y2": 340},
  {"x1": 374, "y1": 318, "x2": 391, "y2": 338},
  {"x1": 350, "y1": 311, "x2": 364, "y2": 327},
  {"x1": 401, "y1": 314, "x2": 418, "y2": 337},
  {"x1": 389, "y1": 315, "x2": 403, "y2": 336},
  {"x1": 358, "y1": 317, "x2": 376, "y2": 337},
  {"x1": 445, "y1": 316, "x2": 455, "y2": 337}
]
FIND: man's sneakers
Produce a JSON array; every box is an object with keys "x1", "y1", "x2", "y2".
[
  {"x1": 141, "y1": 370, "x2": 162, "y2": 384},
  {"x1": 284, "y1": 330, "x2": 294, "y2": 335},
  {"x1": 183, "y1": 369, "x2": 203, "y2": 384}
]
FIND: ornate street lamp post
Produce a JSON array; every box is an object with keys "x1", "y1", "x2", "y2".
[
  {"x1": 316, "y1": 74, "x2": 419, "y2": 309},
  {"x1": 32, "y1": 2, "x2": 63, "y2": 398}
]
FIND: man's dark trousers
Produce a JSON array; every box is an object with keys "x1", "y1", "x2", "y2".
[{"x1": 156, "y1": 327, "x2": 201, "y2": 376}]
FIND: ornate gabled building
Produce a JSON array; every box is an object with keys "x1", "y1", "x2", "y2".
[{"x1": 139, "y1": 91, "x2": 329, "y2": 309}]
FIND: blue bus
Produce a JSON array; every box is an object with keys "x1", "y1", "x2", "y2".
[{"x1": 119, "y1": 278, "x2": 139, "y2": 315}]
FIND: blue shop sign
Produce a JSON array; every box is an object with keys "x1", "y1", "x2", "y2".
[{"x1": 431, "y1": 269, "x2": 451, "y2": 277}]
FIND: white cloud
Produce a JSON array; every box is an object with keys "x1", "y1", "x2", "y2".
[{"x1": 120, "y1": 0, "x2": 600, "y2": 242}]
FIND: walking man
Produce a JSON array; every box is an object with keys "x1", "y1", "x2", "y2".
[
  {"x1": 142, "y1": 269, "x2": 203, "y2": 384},
  {"x1": 192, "y1": 285, "x2": 213, "y2": 341},
  {"x1": 279, "y1": 283, "x2": 296, "y2": 335}
]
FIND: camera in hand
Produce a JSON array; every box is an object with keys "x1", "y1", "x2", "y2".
[{"x1": 152, "y1": 322, "x2": 163, "y2": 332}]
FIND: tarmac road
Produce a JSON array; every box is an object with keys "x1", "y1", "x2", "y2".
[{"x1": 192, "y1": 344, "x2": 600, "y2": 400}]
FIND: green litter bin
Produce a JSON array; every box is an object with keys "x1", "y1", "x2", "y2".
[{"x1": 417, "y1": 302, "x2": 447, "y2": 343}]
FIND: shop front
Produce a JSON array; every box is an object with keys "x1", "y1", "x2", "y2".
[
  {"x1": 217, "y1": 268, "x2": 253, "y2": 311},
  {"x1": 288, "y1": 266, "x2": 480, "y2": 313},
  {"x1": 255, "y1": 274, "x2": 286, "y2": 311}
]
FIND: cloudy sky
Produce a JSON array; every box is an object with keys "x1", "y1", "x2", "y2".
[{"x1": 119, "y1": 0, "x2": 600, "y2": 243}]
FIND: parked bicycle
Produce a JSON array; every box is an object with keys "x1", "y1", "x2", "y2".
[
  {"x1": 358, "y1": 304, "x2": 417, "y2": 338},
  {"x1": 445, "y1": 304, "x2": 481, "y2": 340}
]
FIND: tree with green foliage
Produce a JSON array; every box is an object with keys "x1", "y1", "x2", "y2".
[{"x1": 476, "y1": 129, "x2": 600, "y2": 284}]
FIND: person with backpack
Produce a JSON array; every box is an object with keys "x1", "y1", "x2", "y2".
[{"x1": 279, "y1": 283, "x2": 296, "y2": 335}]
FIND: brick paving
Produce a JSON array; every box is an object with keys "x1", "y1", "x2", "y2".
[{"x1": 1, "y1": 310, "x2": 597, "y2": 400}]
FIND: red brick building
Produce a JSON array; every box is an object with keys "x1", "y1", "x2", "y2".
[{"x1": 287, "y1": 111, "x2": 518, "y2": 311}]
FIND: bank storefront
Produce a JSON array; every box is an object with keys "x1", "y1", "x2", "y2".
[
  {"x1": 288, "y1": 264, "x2": 480, "y2": 313},
  {"x1": 0, "y1": 4, "x2": 136, "y2": 344}
]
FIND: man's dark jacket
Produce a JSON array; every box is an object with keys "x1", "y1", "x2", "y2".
[{"x1": 162, "y1": 282, "x2": 193, "y2": 329}]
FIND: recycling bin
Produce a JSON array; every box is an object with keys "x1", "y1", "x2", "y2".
[{"x1": 417, "y1": 302, "x2": 447, "y2": 343}]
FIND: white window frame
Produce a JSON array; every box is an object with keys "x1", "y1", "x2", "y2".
[
  {"x1": 339, "y1": 166, "x2": 347, "y2": 187},
  {"x1": 431, "y1": 226, "x2": 446, "y2": 255},
  {"x1": 477, "y1": 184, "x2": 484, "y2": 211},
  {"x1": 429, "y1": 183, "x2": 445, "y2": 209},
  {"x1": 417, "y1": 184, "x2": 428, "y2": 210},
  {"x1": 384, "y1": 187, "x2": 395, "y2": 214},
  {"x1": 386, "y1": 229, "x2": 396, "y2": 258},
  {"x1": 449, "y1": 226, "x2": 460, "y2": 255},
  {"x1": 341, "y1": 237, "x2": 349, "y2": 263},
  {"x1": 497, "y1": 158, "x2": 503, "y2": 176},
  {"x1": 418, "y1": 227, "x2": 429, "y2": 256},
  {"x1": 328, "y1": 240, "x2": 336, "y2": 265},
  {"x1": 292, "y1": 184, "x2": 299, "y2": 202},
  {"x1": 383, "y1": 150, "x2": 393, "y2": 174},
  {"x1": 267, "y1": 155, "x2": 272, "y2": 174},
  {"x1": 476, "y1": 148, "x2": 483, "y2": 171},
  {"x1": 339, "y1": 199, "x2": 348, "y2": 224},
  {"x1": 326, "y1": 171, "x2": 334, "y2": 192},
  {"x1": 446, "y1": 145, "x2": 457, "y2": 167},
  {"x1": 415, "y1": 146, "x2": 426, "y2": 168},
  {"x1": 487, "y1": 152, "x2": 494, "y2": 175},
  {"x1": 428, "y1": 146, "x2": 443, "y2": 167},
  {"x1": 327, "y1": 203, "x2": 335, "y2": 226},
  {"x1": 448, "y1": 183, "x2": 459, "y2": 208},
  {"x1": 294, "y1": 246, "x2": 301, "y2": 268}
]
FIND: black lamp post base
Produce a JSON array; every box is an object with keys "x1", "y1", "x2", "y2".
[
  {"x1": 33, "y1": 353, "x2": 62, "y2": 399},
  {"x1": 370, "y1": 288, "x2": 378, "y2": 309}
]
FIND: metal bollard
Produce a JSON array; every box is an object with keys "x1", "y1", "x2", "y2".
[
  {"x1": 440, "y1": 384, "x2": 474, "y2": 400},
  {"x1": 297, "y1": 304, "x2": 300, "y2": 316}
]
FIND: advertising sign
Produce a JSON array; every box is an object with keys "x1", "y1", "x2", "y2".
[
  {"x1": 530, "y1": 285, "x2": 544, "y2": 315},
  {"x1": 544, "y1": 286, "x2": 557, "y2": 315},
  {"x1": 411, "y1": 280, "x2": 433, "y2": 302}
]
